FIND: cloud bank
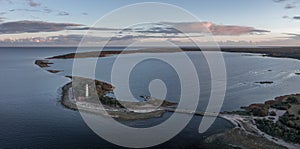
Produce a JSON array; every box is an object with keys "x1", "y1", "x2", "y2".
[
  {"x1": 144, "y1": 22, "x2": 270, "y2": 36},
  {"x1": 0, "y1": 20, "x2": 82, "y2": 34},
  {"x1": 0, "y1": 20, "x2": 274, "y2": 46},
  {"x1": 0, "y1": 20, "x2": 270, "y2": 36}
]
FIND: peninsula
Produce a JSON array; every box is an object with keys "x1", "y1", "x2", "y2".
[
  {"x1": 61, "y1": 76, "x2": 177, "y2": 120},
  {"x1": 45, "y1": 46, "x2": 300, "y2": 60},
  {"x1": 34, "y1": 47, "x2": 300, "y2": 148}
]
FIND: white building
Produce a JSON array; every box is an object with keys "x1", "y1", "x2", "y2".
[{"x1": 85, "y1": 84, "x2": 89, "y2": 97}]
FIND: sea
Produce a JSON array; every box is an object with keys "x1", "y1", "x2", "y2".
[{"x1": 1, "y1": 47, "x2": 300, "y2": 148}]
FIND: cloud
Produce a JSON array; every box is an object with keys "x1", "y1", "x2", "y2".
[
  {"x1": 273, "y1": 0, "x2": 288, "y2": 3},
  {"x1": 285, "y1": 3, "x2": 296, "y2": 9},
  {"x1": 293, "y1": 16, "x2": 300, "y2": 20},
  {"x1": 284, "y1": 33, "x2": 300, "y2": 35},
  {"x1": 209, "y1": 24, "x2": 269, "y2": 35},
  {"x1": 273, "y1": 0, "x2": 300, "y2": 19},
  {"x1": 57, "y1": 11, "x2": 69, "y2": 16},
  {"x1": 161, "y1": 22, "x2": 270, "y2": 36},
  {"x1": 0, "y1": 20, "x2": 270, "y2": 37},
  {"x1": 0, "y1": 11, "x2": 7, "y2": 15},
  {"x1": 67, "y1": 27, "x2": 119, "y2": 31},
  {"x1": 0, "y1": 20, "x2": 82, "y2": 34},
  {"x1": 2, "y1": 7, "x2": 70, "y2": 18},
  {"x1": 27, "y1": 0, "x2": 41, "y2": 7},
  {"x1": 110, "y1": 34, "x2": 190, "y2": 41},
  {"x1": 0, "y1": 20, "x2": 125, "y2": 34},
  {"x1": 125, "y1": 24, "x2": 182, "y2": 34},
  {"x1": 8, "y1": 8, "x2": 50, "y2": 14},
  {"x1": 0, "y1": 21, "x2": 272, "y2": 46},
  {"x1": 0, "y1": 16, "x2": 6, "y2": 22},
  {"x1": 0, "y1": 34, "x2": 134, "y2": 46},
  {"x1": 43, "y1": 8, "x2": 52, "y2": 13},
  {"x1": 0, "y1": 33, "x2": 195, "y2": 46},
  {"x1": 54, "y1": 34, "x2": 187, "y2": 44},
  {"x1": 282, "y1": 15, "x2": 289, "y2": 19},
  {"x1": 118, "y1": 22, "x2": 270, "y2": 36},
  {"x1": 1, "y1": 2, "x2": 64, "y2": 15},
  {"x1": 284, "y1": 33, "x2": 300, "y2": 39},
  {"x1": 48, "y1": 35, "x2": 87, "y2": 43}
]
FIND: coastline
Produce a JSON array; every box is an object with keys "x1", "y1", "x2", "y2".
[
  {"x1": 45, "y1": 46, "x2": 300, "y2": 61},
  {"x1": 36, "y1": 48, "x2": 300, "y2": 148},
  {"x1": 59, "y1": 78, "x2": 299, "y2": 149},
  {"x1": 60, "y1": 79, "x2": 176, "y2": 120},
  {"x1": 59, "y1": 78, "x2": 299, "y2": 148},
  {"x1": 215, "y1": 94, "x2": 300, "y2": 149},
  {"x1": 214, "y1": 114, "x2": 300, "y2": 149}
]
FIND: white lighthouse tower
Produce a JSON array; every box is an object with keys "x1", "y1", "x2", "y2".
[{"x1": 85, "y1": 84, "x2": 89, "y2": 97}]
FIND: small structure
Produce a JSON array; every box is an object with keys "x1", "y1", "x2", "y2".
[
  {"x1": 85, "y1": 84, "x2": 89, "y2": 97},
  {"x1": 140, "y1": 95, "x2": 151, "y2": 101}
]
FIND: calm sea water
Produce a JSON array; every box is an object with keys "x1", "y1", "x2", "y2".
[
  {"x1": 51, "y1": 48, "x2": 300, "y2": 111},
  {"x1": 1, "y1": 47, "x2": 300, "y2": 148}
]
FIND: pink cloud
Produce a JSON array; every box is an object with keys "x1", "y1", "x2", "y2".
[{"x1": 165, "y1": 22, "x2": 270, "y2": 36}]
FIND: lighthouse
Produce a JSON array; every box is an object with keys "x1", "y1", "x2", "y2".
[{"x1": 85, "y1": 84, "x2": 89, "y2": 97}]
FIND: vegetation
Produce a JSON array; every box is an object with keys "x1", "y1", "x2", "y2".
[
  {"x1": 98, "y1": 95, "x2": 124, "y2": 108},
  {"x1": 286, "y1": 97, "x2": 298, "y2": 104},
  {"x1": 270, "y1": 98, "x2": 293, "y2": 110},
  {"x1": 223, "y1": 110, "x2": 250, "y2": 116},
  {"x1": 232, "y1": 95, "x2": 300, "y2": 144},
  {"x1": 255, "y1": 119, "x2": 300, "y2": 143},
  {"x1": 279, "y1": 112, "x2": 300, "y2": 130},
  {"x1": 269, "y1": 111, "x2": 276, "y2": 116},
  {"x1": 241, "y1": 103, "x2": 269, "y2": 117},
  {"x1": 67, "y1": 76, "x2": 177, "y2": 110}
]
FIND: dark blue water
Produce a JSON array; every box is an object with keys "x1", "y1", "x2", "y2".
[
  {"x1": 0, "y1": 47, "x2": 236, "y2": 148},
  {"x1": 50, "y1": 49, "x2": 300, "y2": 111}
]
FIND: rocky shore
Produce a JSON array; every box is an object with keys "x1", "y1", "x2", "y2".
[
  {"x1": 35, "y1": 60, "x2": 53, "y2": 67},
  {"x1": 34, "y1": 48, "x2": 300, "y2": 148},
  {"x1": 60, "y1": 76, "x2": 177, "y2": 120},
  {"x1": 59, "y1": 76, "x2": 300, "y2": 148},
  {"x1": 216, "y1": 94, "x2": 300, "y2": 149}
]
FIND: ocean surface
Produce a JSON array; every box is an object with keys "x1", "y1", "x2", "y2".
[{"x1": 1, "y1": 47, "x2": 300, "y2": 148}]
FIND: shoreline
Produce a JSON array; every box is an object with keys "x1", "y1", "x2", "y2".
[
  {"x1": 60, "y1": 79, "x2": 299, "y2": 148},
  {"x1": 45, "y1": 47, "x2": 300, "y2": 61},
  {"x1": 36, "y1": 48, "x2": 300, "y2": 148},
  {"x1": 215, "y1": 114, "x2": 300, "y2": 149},
  {"x1": 60, "y1": 79, "x2": 177, "y2": 120},
  {"x1": 215, "y1": 93, "x2": 300, "y2": 149},
  {"x1": 59, "y1": 78, "x2": 299, "y2": 148}
]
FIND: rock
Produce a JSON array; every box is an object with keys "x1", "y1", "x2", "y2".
[
  {"x1": 35, "y1": 60, "x2": 53, "y2": 67},
  {"x1": 47, "y1": 70, "x2": 63, "y2": 73},
  {"x1": 269, "y1": 111, "x2": 277, "y2": 116},
  {"x1": 255, "y1": 81, "x2": 274, "y2": 84}
]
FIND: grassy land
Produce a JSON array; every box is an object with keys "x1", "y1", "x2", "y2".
[{"x1": 255, "y1": 119, "x2": 300, "y2": 143}]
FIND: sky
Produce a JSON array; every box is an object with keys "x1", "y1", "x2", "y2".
[{"x1": 0, "y1": 0, "x2": 300, "y2": 46}]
